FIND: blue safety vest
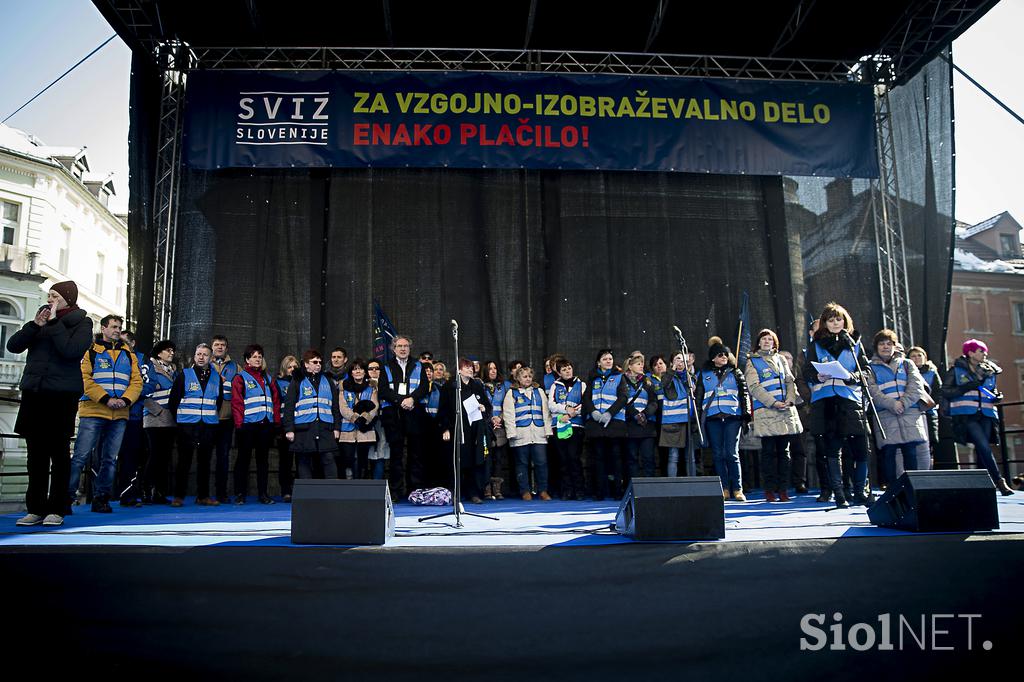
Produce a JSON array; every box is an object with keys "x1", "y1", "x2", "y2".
[
  {"x1": 240, "y1": 369, "x2": 274, "y2": 424},
  {"x1": 590, "y1": 371, "x2": 623, "y2": 418},
  {"x1": 543, "y1": 372, "x2": 556, "y2": 391},
  {"x1": 425, "y1": 380, "x2": 443, "y2": 417},
  {"x1": 82, "y1": 347, "x2": 133, "y2": 402},
  {"x1": 810, "y1": 341, "x2": 862, "y2": 404},
  {"x1": 919, "y1": 369, "x2": 937, "y2": 416},
  {"x1": 646, "y1": 374, "x2": 663, "y2": 423},
  {"x1": 276, "y1": 377, "x2": 291, "y2": 401},
  {"x1": 177, "y1": 368, "x2": 220, "y2": 424},
  {"x1": 294, "y1": 374, "x2": 334, "y2": 425},
  {"x1": 701, "y1": 370, "x2": 741, "y2": 417},
  {"x1": 869, "y1": 359, "x2": 909, "y2": 404},
  {"x1": 491, "y1": 380, "x2": 511, "y2": 411},
  {"x1": 340, "y1": 385, "x2": 375, "y2": 432},
  {"x1": 550, "y1": 378, "x2": 584, "y2": 427},
  {"x1": 379, "y1": 362, "x2": 422, "y2": 409},
  {"x1": 215, "y1": 359, "x2": 240, "y2": 402},
  {"x1": 618, "y1": 378, "x2": 649, "y2": 422},
  {"x1": 948, "y1": 365, "x2": 999, "y2": 420},
  {"x1": 143, "y1": 365, "x2": 175, "y2": 417},
  {"x1": 127, "y1": 351, "x2": 147, "y2": 419},
  {"x1": 512, "y1": 387, "x2": 545, "y2": 427},
  {"x1": 750, "y1": 355, "x2": 786, "y2": 411},
  {"x1": 661, "y1": 375, "x2": 691, "y2": 424}
]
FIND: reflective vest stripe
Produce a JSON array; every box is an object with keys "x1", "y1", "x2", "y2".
[
  {"x1": 82, "y1": 349, "x2": 133, "y2": 401},
  {"x1": 948, "y1": 366, "x2": 998, "y2": 419},
  {"x1": 591, "y1": 373, "x2": 622, "y2": 415}
]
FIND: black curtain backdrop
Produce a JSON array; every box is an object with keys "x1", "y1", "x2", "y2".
[{"x1": 168, "y1": 168, "x2": 784, "y2": 371}]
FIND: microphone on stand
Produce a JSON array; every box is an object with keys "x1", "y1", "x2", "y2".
[
  {"x1": 450, "y1": 319, "x2": 459, "y2": 338},
  {"x1": 672, "y1": 325, "x2": 685, "y2": 346}
]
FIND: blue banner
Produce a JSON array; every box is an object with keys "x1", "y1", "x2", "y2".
[
  {"x1": 372, "y1": 300, "x2": 397, "y2": 364},
  {"x1": 183, "y1": 70, "x2": 878, "y2": 178}
]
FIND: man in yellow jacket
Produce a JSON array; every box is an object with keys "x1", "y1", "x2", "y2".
[{"x1": 67, "y1": 314, "x2": 143, "y2": 513}]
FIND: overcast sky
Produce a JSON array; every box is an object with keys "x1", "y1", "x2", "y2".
[{"x1": 0, "y1": 0, "x2": 1020, "y2": 224}]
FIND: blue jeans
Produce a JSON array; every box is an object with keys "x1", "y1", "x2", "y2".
[
  {"x1": 68, "y1": 417, "x2": 128, "y2": 499},
  {"x1": 514, "y1": 443, "x2": 548, "y2": 494},
  {"x1": 705, "y1": 417, "x2": 742, "y2": 491},
  {"x1": 881, "y1": 443, "x2": 920, "y2": 490},
  {"x1": 963, "y1": 418, "x2": 1003, "y2": 483}
]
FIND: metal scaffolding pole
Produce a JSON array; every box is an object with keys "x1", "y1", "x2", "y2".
[
  {"x1": 151, "y1": 40, "x2": 191, "y2": 341},
  {"x1": 870, "y1": 83, "x2": 914, "y2": 346}
]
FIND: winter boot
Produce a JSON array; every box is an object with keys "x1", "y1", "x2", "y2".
[
  {"x1": 778, "y1": 489, "x2": 791, "y2": 502},
  {"x1": 483, "y1": 482, "x2": 494, "y2": 500},
  {"x1": 491, "y1": 477, "x2": 504, "y2": 500},
  {"x1": 997, "y1": 478, "x2": 1016, "y2": 496},
  {"x1": 765, "y1": 490, "x2": 777, "y2": 503}
]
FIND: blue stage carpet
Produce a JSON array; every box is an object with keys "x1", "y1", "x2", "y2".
[{"x1": 3, "y1": 492, "x2": 1022, "y2": 548}]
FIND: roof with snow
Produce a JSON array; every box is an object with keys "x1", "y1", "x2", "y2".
[{"x1": 961, "y1": 212, "x2": 1008, "y2": 239}]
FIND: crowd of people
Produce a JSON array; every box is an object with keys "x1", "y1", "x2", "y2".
[{"x1": 9, "y1": 282, "x2": 1015, "y2": 528}]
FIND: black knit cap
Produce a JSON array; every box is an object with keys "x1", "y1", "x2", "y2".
[
  {"x1": 707, "y1": 337, "x2": 732, "y2": 362},
  {"x1": 150, "y1": 339, "x2": 176, "y2": 359}
]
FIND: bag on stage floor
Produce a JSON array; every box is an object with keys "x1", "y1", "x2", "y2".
[{"x1": 408, "y1": 487, "x2": 452, "y2": 505}]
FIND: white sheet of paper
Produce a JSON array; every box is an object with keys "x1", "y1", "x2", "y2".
[
  {"x1": 812, "y1": 361, "x2": 852, "y2": 381},
  {"x1": 462, "y1": 394, "x2": 483, "y2": 424}
]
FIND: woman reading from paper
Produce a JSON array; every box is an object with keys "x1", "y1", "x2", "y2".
[
  {"x1": 802, "y1": 302, "x2": 873, "y2": 509},
  {"x1": 438, "y1": 357, "x2": 492, "y2": 504}
]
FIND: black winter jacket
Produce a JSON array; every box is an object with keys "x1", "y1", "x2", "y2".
[{"x1": 6, "y1": 307, "x2": 92, "y2": 394}]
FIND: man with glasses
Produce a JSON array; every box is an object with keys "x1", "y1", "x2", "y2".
[{"x1": 377, "y1": 336, "x2": 431, "y2": 500}]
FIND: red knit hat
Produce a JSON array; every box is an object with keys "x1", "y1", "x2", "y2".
[{"x1": 51, "y1": 280, "x2": 78, "y2": 307}]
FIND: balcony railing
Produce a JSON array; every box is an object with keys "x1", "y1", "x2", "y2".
[
  {"x1": 0, "y1": 244, "x2": 39, "y2": 274},
  {"x1": 0, "y1": 359, "x2": 24, "y2": 386}
]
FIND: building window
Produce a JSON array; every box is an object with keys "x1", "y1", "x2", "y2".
[
  {"x1": 0, "y1": 299, "x2": 21, "y2": 360},
  {"x1": 965, "y1": 297, "x2": 987, "y2": 332},
  {"x1": 116, "y1": 267, "x2": 125, "y2": 307},
  {"x1": 95, "y1": 252, "x2": 105, "y2": 297},
  {"x1": 59, "y1": 226, "x2": 71, "y2": 273},
  {"x1": 999, "y1": 234, "x2": 1020, "y2": 259},
  {"x1": 1, "y1": 200, "x2": 19, "y2": 246},
  {"x1": 1014, "y1": 302, "x2": 1024, "y2": 334}
]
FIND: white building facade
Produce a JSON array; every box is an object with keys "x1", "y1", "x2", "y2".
[{"x1": 0, "y1": 124, "x2": 129, "y2": 503}]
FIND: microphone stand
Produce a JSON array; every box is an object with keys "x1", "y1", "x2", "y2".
[
  {"x1": 673, "y1": 326, "x2": 704, "y2": 478},
  {"x1": 419, "y1": 319, "x2": 497, "y2": 527},
  {"x1": 844, "y1": 334, "x2": 887, "y2": 442}
]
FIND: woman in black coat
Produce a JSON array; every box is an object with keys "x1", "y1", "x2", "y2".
[
  {"x1": 283, "y1": 349, "x2": 341, "y2": 480},
  {"x1": 583, "y1": 349, "x2": 627, "y2": 500},
  {"x1": 8, "y1": 282, "x2": 93, "y2": 526},
  {"x1": 437, "y1": 357, "x2": 492, "y2": 504},
  {"x1": 802, "y1": 302, "x2": 872, "y2": 509}
]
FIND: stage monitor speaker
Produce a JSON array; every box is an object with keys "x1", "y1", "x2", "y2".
[
  {"x1": 867, "y1": 470, "x2": 999, "y2": 532},
  {"x1": 615, "y1": 477, "x2": 725, "y2": 540},
  {"x1": 291, "y1": 479, "x2": 395, "y2": 545}
]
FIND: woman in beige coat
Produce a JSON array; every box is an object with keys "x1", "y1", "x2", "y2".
[
  {"x1": 502, "y1": 366, "x2": 553, "y2": 500},
  {"x1": 337, "y1": 358, "x2": 379, "y2": 479},
  {"x1": 745, "y1": 329, "x2": 803, "y2": 501}
]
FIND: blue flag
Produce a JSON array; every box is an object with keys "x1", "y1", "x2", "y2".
[
  {"x1": 737, "y1": 291, "x2": 752, "y2": 369},
  {"x1": 372, "y1": 300, "x2": 398, "y2": 363}
]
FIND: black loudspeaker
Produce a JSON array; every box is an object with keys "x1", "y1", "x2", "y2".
[
  {"x1": 867, "y1": 470, "x2": 999, "y2": 532},
  {"x1": 615, "y1": 477, "x2": 725, "y2": 540},
  {"x1": 291, "y1": 479, "x2": 395, "y2": 545}
]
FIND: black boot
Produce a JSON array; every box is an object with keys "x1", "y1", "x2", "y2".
[
  {"x1": 834, "y1": 492, "x2": 850, "y2": 509},
  {"x1": 91, "y1": 495, "x2": 113, "y2": 513}
]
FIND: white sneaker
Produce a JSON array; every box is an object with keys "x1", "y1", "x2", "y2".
[
  {"x1": 42, "y1": 514, "x2": 64, "y2": 527},
  {"x1": 16, "y1": 513, "x2": 44, "y2": 526}
]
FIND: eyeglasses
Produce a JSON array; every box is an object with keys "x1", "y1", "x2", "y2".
[
  {"x1": 308, "y1": 359, "x2": 322, "y2": 364},
  {"x1": 368, "y1": 367, "x2": 381, "y2": 371}
]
